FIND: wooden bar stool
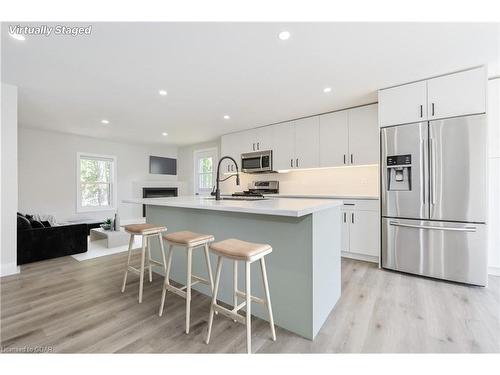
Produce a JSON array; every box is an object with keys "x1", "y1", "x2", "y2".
[
  {"x1": 205, "y1": 238, "x2": 276, "y2": 354},
  {"x1": 159, "y1": 230, "x2": 215, "y2": 334},
  {"x1": 121, "y1": 223, "x2": 167, "y2": 303}
]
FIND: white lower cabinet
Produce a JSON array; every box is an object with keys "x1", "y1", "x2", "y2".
[{"x1": 340, "y1": 200, "x2": 380, "y2": 262}]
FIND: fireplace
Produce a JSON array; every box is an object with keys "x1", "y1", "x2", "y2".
[{"x1": 142, "y1": 187, "x2": 178, "y2": 217}]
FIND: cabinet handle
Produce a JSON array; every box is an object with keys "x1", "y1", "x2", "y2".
[
  {"x1": 343, "y1": 154, "x2": 346, "y2": 164},
  {"x1": 351, "y1": 213, "x2": 354, "y2": 224},
  {"x1": 290, "y1": 159, "x2": 293, "y2": 168},
  {"x1": 296, "y1": 158, "x2": 299, "y2": 167},
  {"x1": 420, "y1": 104, "x2": 423, "y2": 118},
  {"x1": 350, "y1": 154, "x2": 353, "y2": 164},
  {"x1": 431, "y1": 103, "x2": 435, "y2": 116},
  {"x1": 343, "y1": 212, "x2": 346, "y2": 223}
]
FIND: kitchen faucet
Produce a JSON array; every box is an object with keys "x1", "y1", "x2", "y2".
[{"x1": 212, "y1": 156, "x2": 240, "y2": 200}]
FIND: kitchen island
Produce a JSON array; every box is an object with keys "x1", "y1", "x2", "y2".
[{"x1": 124, "y1": 196, "x2": 343, "y2": 340}]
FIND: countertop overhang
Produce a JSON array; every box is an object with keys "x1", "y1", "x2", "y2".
[{"x1": 123, "y1": 196, "x2": 343, "y2": 217}]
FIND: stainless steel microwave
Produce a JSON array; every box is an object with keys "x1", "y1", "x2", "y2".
[{"x1": 241, "y1": 150, "x2": 273, "y2": 173}]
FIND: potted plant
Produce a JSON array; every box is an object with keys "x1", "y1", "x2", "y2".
[{"x1": 100, "y1": 218, "x2": 113, "y2": 231}]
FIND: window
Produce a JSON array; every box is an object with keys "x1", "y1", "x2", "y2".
[
  {"x1": 77, "y1": 153, "x2": 116, "y2": 211},
  {"x1": 194, "y1": 148, "x2": 217, "y2": 195}
]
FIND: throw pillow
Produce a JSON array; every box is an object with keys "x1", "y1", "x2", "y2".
[
  {"x1": 30, "y1": 220, "x2": 45, "y2": 229},
  {"x1": 17, "y1": 214, "x2": 32, "y2": 230}
]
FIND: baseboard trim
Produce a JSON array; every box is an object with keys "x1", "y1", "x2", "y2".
[
  {"x1": 488, "y1": 266, "x2": 500, "y2": 276},
  {"x1": 0, "y1": 262, "x2": 21, "y2": 277},
  {"x1": 341, "y1": 251, "x2": 379, "y2": 264}
]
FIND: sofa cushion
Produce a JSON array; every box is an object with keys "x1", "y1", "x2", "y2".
[
  {"x1": 41, "y1": 220, "x2": 51, "y2": 228},
  {"x1": 30, "y1": 220, "x2": 45, "y2": 229},
  {"x1": 17, "y1": 214, "x2": 32, "y2": 230}
]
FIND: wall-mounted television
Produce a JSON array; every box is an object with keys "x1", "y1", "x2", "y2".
[{"x1": 149, "y1": 156, "x2": 177, "y2": 175}]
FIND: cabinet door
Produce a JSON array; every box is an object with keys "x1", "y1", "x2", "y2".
[
  {"x1": 378, "y1": 81, "x2": 427, "y2": 127},
  {"x1": 427, "y1": 67, "x2": 486, "y2": 120},
  {"x1": 341, "y1": 209, "x2": 350, "y2": 253},
  {"x1": 220, "y1": 132, "x2": 243, "y2": 173},
  {"x1": 319, "y1": 110, "x2": 349, "y2": 167},
  {"x1": 488, "y1": 158, "x2": 500, "y2": 270},
  {"x1": 348, "y1": 104, "x2": 379, "y2": 165},
  {"x1": 239, "y1": 129, "x2": 258, "y2": 153},
  {"x1": 294, "y1": 116, "x2": 320, "y2": 169},
  {"x1": 488, "y1": 78, "x2": 500, "y2": 158},
  {"x1": 255, "y1": 125, "x2": 273, "y2": 152},
  {"x1": 348, "y1": 210, "x2": 380, "y2": 257},
  {"x1": 270, "y1": 122, "x2": 295, "y2": 170}
]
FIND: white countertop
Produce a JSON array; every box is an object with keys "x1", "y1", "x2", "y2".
[
  {"x1": 263, "y1": 193, "x2": 379, "y2": 200},
  {"x1": 123, "y1": 196, "x2": 343, "y2": 217}
]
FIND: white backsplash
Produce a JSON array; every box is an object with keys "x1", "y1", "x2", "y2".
[{"x1": 220, "y1": 165, "x2": 379, "y2": 196}]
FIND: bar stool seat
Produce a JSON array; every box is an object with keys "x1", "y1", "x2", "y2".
[
  {"x1": 121, "y1": 223, "x2": 167, "y2": 303},
  {"x1": 164, "y1": 230, "x2": 214, "y2": 247},
  {"x1": 124, "y1": 223, "x2": 167, "y2": 235},
  {"x1": 206, "y1": 238, "x2": 276, "y2": 354},
  {"x1": 209, "y1": 238, "x2": 271, "y2": 261}
]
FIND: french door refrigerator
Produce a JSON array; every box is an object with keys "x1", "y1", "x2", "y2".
[{"x1": 381, "y1": 114, "x2": 488, "y2": 286}]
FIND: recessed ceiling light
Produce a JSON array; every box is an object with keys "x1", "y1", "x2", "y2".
[
  {"x1": 223, "y1": 115, "x2": 230, "y2": 120},
  {"x1": 278, "y1": 31, "x2": 291, "y2": 41},
  {"x1": 10, "y1": 33, "x2": 25, "y2": 41},
  {"x1": 323, "y1": 87, "x2": 332, "y2": 93},
  {"x1": 159, "y1": 89, "x2": 168, "y2": 96},
  {"x1": 101, "y1": 119, "x2": 110, "y2": 124},
  {"x1": 162, "y1": 132, "x2": 168, "y2": 136}
]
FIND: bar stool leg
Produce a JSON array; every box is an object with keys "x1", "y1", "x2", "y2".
[
  {"x1": 203, "y1": 243, "x2": 215, "y2": 292},
  {"x1": 245, "y1": 261, "x2": 252, "y2": 354},
  {"x1": 159, "y1": 244, "x2": 173, "y2": 317},
  {"x1": 138, "y1": 236, "x2": 147, "y2": 303},
  {"x1": 206, "y1": 256, "x2": 222, "y2": 344},
  {"x1": 185, "y1": 247, "x2": 193, "y2": 334},
  {"x1": 146, "y1": 236, "x2": 153, "y2": 282},
  {"x1": 260, "y1": 257, "x2": 276, "y2": 341},
  {"x1": 121, "y1": 234, "x2": 135, "y2": 293},
  {"x1": 159, "y1": 233, "x2": 167, "y2": 273},
  {"x1": 233, "y1": 260, "x2": 238, "y2": 322}
]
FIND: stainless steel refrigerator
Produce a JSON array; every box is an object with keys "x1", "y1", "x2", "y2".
[{"x1": 381, "y1": 114, "x2": 488, "y2": 286}]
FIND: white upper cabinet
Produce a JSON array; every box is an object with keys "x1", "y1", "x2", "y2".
[
  {"x1": 269, "y1": 121, "x2": 295, "y2": 170},
  {"x1": 378, "y1": 80, "x2": 427, "y2": 127},
  {"x1": 488, "y1": 78, "x2": 500, "y2": 158},
  {"x1": 319, "y1": 110, "x2": 349, "y2": 167},
  {"x1": 379, "y1": 67, "x2": 487, "y2": 127},
  {"x1": 348, "y1": 104, "x2": 379, "y2": 165},
  {"x1": 294, "y1": 116, "x2": 320, "y2": 169},
  {"x1": 220, "y1": 132, "x2": 244, "y2": 173},
  {"x1": 427, "y1": 67, "x2": 486, "y2": 120}
]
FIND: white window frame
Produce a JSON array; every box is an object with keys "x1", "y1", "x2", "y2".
[
  {"x1": 76, "y1": 152, "x2": 117, "y2": 212},
  {"x1": 193, "y1": 147, "x2": 218, "y2": 196}
]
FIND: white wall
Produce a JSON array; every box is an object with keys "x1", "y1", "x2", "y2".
[
  {"x1": 1, "y1": 83, "x2": 19, "y2": 276},
  {"x1": 488, "y1": 77, "x2": 500, "y2": 275},
  {"x1": 18, "y1": 127, "x2": 178, "y2": 222},
  {"x1": 177, "y1": 140, "x2": 220, "y2": 196}
]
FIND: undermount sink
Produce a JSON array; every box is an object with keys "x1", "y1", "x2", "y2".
[{"x1": 203, "y1": 197, "x2": 268, "y2": 201}]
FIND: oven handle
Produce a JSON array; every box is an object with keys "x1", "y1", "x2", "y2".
[{"x1": 389, "y1": 221, "x2": 476, "y2": 232}]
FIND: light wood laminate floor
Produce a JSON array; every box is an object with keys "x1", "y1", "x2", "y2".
[{"x1": 1, "y1": 252, "x2": 499, "y2": 353}]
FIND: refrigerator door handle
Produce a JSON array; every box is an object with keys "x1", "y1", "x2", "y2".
[
  {"x1": 429, "y1": 137, "x2": 437, "y2": 210},
  {"x1": 388, "y1": 221, "x2": 476, "y2": 232},
  {"x1": 421, "y1": 138, "x2": 425, "y2": 205}
]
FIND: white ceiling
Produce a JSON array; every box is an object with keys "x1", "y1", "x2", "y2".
[{"x1": 2, "y1": 22, "x2": 499, "y2": 146}]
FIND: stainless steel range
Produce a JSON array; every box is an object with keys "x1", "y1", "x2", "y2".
[
  {"x1": 381, "y1": 114, "x2": 488, "y2": 286},
  {"x1": 232, "y1": 180, "x2": 279, "y2": 199}
]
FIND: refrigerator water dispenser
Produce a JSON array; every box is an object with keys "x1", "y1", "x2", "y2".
[{"x1": 387, "y1": 154, "x2": 411, "y2": 191}]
